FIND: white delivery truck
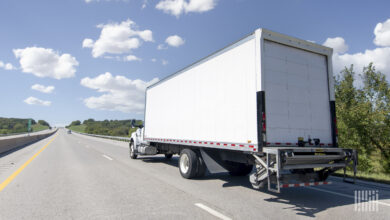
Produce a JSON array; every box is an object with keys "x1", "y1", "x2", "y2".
[{"x1": 130, "y1": 28, "x2": 357, "y2": 192}]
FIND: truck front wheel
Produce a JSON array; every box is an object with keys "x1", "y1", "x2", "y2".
[
  {"x1": 129, "y1": 142, "x2": 137, "y2": 159},
  {"x1": 179, "y1": 149, "x2": 198, "y2": 179}
]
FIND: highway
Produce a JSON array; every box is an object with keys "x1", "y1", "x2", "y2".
[{"x1": 0, "y1": 129, "x2": 389, "y2": 219}]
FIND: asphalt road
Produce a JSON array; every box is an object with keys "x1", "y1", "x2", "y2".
[{"x1": 0, "y1": 129, "x2": 389, "y2": 219}]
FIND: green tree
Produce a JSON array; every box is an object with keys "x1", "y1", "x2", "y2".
[
  {"x1": 70, "y1": 120, "x2": 81, "y2": 126},
  {"x1": 38, "y1": 120, "x2": 50, "y2": 127},
  {"x1": 335, "y1": 63, "x2": 390, "y2": 173}
]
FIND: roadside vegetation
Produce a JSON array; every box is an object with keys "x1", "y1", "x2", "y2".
[
  {"x1": 335, "y1": 63, "x2": 390, "y2": 182},
  {"x1": 66, "y1": 119, "x2": 142, "y2": 137},
  {"x1": 0, "y1": 118, "x2": 50, "y2": 134}
]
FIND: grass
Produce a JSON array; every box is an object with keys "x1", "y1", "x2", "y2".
[
  {"x1": 31, "y1": 124, "x2": 49, "y2": 132},
  {"x1": 333, "y1": 170, "x2": 390, "y2": 185},
  {"x1": 68, "y1": 124, "x2": 86, "y2": 133}
]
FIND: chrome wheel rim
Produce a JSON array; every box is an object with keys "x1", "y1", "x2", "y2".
[
  {"x1": 180, "y1": 154, "x2": 189, "y2": 174},
  {"x1": 130, "y1": 143, "x2": 134, "y2": 156}
]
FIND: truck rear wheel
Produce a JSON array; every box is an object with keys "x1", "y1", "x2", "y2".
[
  {"x1": 129, "y1": 142, "x2": 137, "y2": 159},
  {"x1": 179, "y1": 149, "x2": 198, "y2": 179},
  {"x1": 196, "y1": 154, "x2": 207, "y2": 178},
  {"x1": 223, "y1": 161, "x2": 253, "y2": 176}
]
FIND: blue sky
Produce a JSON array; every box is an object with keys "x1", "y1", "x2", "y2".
[{"x1": 0, "y1": 0, "x2": 390, "y2": 127}]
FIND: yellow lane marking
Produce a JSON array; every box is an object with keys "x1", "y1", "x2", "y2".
[{"x1": 0, "y1": 134, "x2": 58, "y2": 192}]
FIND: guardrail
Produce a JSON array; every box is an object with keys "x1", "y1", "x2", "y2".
[
  {"x1": 0, "y1": 129, "x2": 51, "y2": 137},
  {"x1": 71, "y1": 130, "x2": 132, "y2": 142},
  {"x1": 0, "y1": 129, "x2": 57, "y2": 154}
]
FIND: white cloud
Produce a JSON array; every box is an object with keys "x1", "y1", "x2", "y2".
[
  {"x1": 323, "y1": 37, "x2": 348, "y2": 54},
  {"x1": 332, "y1": 47, "x2": 390, "y2": 78},
  {"x1": 124, "y1": 55, "x2": 141, "y2": 62},
  {"x1": 83, "y1": 19, "x2": 153, "y2": 58},
  {"x1": 142, "y1": 0, "x2": 148, "y2": 9},
  {"x1": 323, "y1": 19, "x2": 390, "y2": 81},
  {"x1": 82, "y1": 38, "x2": 94, "y2": 48},
  {"x1": 0, "y1": 61, "x2": 16, "y2": 70},
  {"x1": 31, "y1": 84, "x2": 55, "y2": 93},
  {"x1": 162, "y1": 59, "x2": 168, "y2": 65},
  {"x1": 81, "y1": 72, "x2": 159, "y2": 113},
  {"x1": 24, "y1": 96, "x2": 51, "y2": 106},
  {"x1": 165, "y1": 35, "x2": 185, "y2": 47},
  {"x1": 157, "y1": 44, "x2": 168, "y2": 50},
  {"x1": 374, "y1": 18, "x2": 390, "y2": 47},
  {"x1": 13, "y1": 47, "x2": 78, "y2": 79},
  {"x1": 156, "y1": 0, "x2": 217, "y2": 17},
  {"x1": 151, "y1": 58, "x2": 157, "y2": 62}
]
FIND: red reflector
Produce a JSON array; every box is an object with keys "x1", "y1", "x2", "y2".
[
  {"x1": 262, "y1": 112, "x2": 266, "y2": 121},
  {"x1": 231, "y1": 144, "x2": 235, "y2": 146},
  {"x1": 249, "y1": 145, "x2": 254, "y2": 148}
]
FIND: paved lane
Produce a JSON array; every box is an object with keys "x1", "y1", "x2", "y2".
[{"x1": 0, "y1": 129, "x2": 389, "y2": 219}]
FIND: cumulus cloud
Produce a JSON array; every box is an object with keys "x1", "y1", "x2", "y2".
[
  {"x1": 24, "y1": 96, "x2": 51, "y2": 106},
  {"x1": 83, "y1": 19, "x2": 153, "y2": 58},
  {"x1": 156, "y1": 0, "x2": 217, "y2": 17},
  {"x1": 165, "y1": 35, "x2": 185, "y2": 47},
  {"x1": 0, "y1": 61, "x2": 16, "y2": 70},
  {"x1": 81, "y1": 72, "x2": 159, "y2": 113},
  {"x1": 31, "y1": 84, "x2": 55, "y2": 93},
  {"x1": 82, "y1": 38, "x2": 94, "y2": 48},
  {"x1": 124, "y1": 55, "x2": 141, "y2": 62},
  {"x1": 332, "y1": 47, "x2": 390, "y2": 78},
  {"x1": 151, "y1": 58, "x2": 157, "y2": 62},
  {"x1": 13, "y1": 47, "x2": 78, "y2": 79},
  {"x1": 323, "y1": 37, "x2": 348, "y2": 54},
  {"x1": 323, "y1": 19, "x2": 390, "y2": 80},
  {"x1": 374, "y1": 18, "x2": 390, "y2": 47}
]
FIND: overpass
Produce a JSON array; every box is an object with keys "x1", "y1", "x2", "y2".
[{"x1": 0, "y1": 128, "x2": 389, "y2": 219}]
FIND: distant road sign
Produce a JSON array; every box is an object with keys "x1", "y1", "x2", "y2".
[{"x1": 28, "y1": 119, "x2": 31, "y2": 132}]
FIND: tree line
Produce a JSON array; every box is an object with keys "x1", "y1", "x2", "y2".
[
  {"x1": 0, "y1": 117, "x2": 50, "y2": 134},
  {"x1": 67, "y1": 119, "x2": 143, "y2": 137}
]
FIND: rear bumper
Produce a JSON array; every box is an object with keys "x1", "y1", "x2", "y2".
[{"x1": 252, "y1": 147, "x2": 357, "y2": 192}]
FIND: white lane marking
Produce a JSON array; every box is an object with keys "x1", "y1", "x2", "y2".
[
  {"x1": 308, "y1": 187, "x2": 390, "y2": 207},
  {"x1": 102, "y1": 154, "x2": 113, "y2": 161},
  {"x1": 195, "y1": 203, "x2": 232, "y2": 220}
]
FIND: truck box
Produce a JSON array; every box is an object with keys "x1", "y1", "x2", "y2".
[{"x1": 144, "y1": 28, "x2": 336, "y2": 152}]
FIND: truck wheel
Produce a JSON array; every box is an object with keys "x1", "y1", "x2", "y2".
[
  {"x1": 196, "y1": 154, "x2": 207, "y2": 178},
  {"x1": 223, "y1": 161, "x2": 253, "y2": 176},
  {"x1": 129, "y1": 142, "x2": 137, "y2": 159},
  {"x1": 179, "y1": 149, "x2": 198, "y2": 179},
  {"x1": 164, "y1": 153, "x2": 173, "y2": 159}
]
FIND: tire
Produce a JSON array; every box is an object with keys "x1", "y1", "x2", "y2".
[
  {"x1": 196, "y1": 154, "x2": 207, "y2": 178},
  {"x1": 223, "y1": 161, "x2": 253, "y2": 176},
  {"x1": 164, "y1": 153, "x2": 173, "y2": 159},
  {"x1": 179, "y1": 149, "x2": 198, "y2": 179},
  {"x1": 129, "y1": 142, "x2": 137, "y2": 159}
]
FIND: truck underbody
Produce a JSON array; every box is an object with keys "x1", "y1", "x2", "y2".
[{"x1": 129, "y1": 134, "x2": 357, "y2": 193}]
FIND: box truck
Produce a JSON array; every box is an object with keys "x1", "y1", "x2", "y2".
[{"x1": 130, "y1": 28, "x2": 357, "y2": 192}]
